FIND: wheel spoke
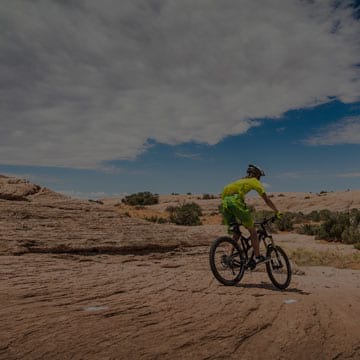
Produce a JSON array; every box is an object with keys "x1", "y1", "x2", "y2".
[
  {"x1": 266, "y1": 246, "x2": 291, "y2": 289},
  {"x1": 209, "y1": 237, "x2": 245, "y2": 286}
]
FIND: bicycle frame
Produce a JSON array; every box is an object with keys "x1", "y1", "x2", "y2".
[{"x1": 229, "y1": 217, "x2": 276, "y2": 267}]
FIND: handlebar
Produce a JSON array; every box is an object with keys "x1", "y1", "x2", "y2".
[{"x1": 254, "y1": 216, "x2": 277, "y2": 227}]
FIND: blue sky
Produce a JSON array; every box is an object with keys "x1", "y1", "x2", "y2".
[
  {"x1": 1, "y1": 1, "x2": 360, "y2": 198},
  {"x1": 1, "y1": 100, "x2": 359, "y2": 197}
]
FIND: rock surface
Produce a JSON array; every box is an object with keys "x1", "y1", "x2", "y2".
[
  {"x1": 0, "y1": 177, "x2": 360, "y2": 359},
  {"x1": 0, "y1": 176, "x2": 41, "y2": 201},
  {"x1": 0, "y1": 177, "x2": 222, "y2": 256},
  {"x1": 109, "y1": 190, "x2": 360, "y2": 215},
  {"x1": 1, "y1": 251, "x2": 360, "y2": 360}
]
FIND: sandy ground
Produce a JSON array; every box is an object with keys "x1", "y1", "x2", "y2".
[{"x1": 1, "y1": 177, "x2": 360, "y2": 359}]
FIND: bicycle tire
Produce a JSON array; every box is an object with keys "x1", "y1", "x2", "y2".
[
  {"x1": 209, "y1": 236, "x2": 245, "y2": 286},
  {"x1": 266, "y1": 245, "x2": 292, "y2": 289}
]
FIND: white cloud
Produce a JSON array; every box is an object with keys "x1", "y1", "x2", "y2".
[
  {"x1": 175, "y1": 152, "x2": 202, "y2": 160},
  {"x1": 1, "y1": 0, "x2": 360, "y2": 168},
  {"x1": 305, "y1": 116, "x2": 360, "y2": 145},
  {"x1": 336, "y1": 172, "x2": 360, "y2": 178}
]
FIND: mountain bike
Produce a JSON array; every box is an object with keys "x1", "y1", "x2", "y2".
[{"x1": 209, "y1": 216, "x2": 292, "y2": 289}]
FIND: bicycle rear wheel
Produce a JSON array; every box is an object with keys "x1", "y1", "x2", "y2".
[
  {"x1": 266, "y1": 245, "x2": 291, "y2": 289},
  {"x1": 209, "y1": 236, "x2": 245, "y2": 286}
]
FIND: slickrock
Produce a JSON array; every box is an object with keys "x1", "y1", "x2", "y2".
[
  {"x1": 0, "y1": 176, "x2": 41, "y2": 201},
  {"x1": 0, "y1": 177, "x2": 223, "y2": 256},
  {"x1": 1, "y1": 251, "x2": 360, "y2": 360},
  {"x1": 1, "y1": 176, "x2": 359, "y2": 359}
]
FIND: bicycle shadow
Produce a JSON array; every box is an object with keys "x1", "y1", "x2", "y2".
[{"x1": 236, "y1": 282, "x2": 311, "y2": 295}]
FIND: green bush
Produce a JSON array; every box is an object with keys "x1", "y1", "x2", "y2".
[
  {"x1": 275, "y1": 212, "x2": 294, "y2": 231},
  {"x1": 319, "y1": 209, "x2": 332, "y2": 221},
  {"x1": 298, "y1": 224, "x2": 320, "y2": 236},
  {"x1": 122, "y1": 192, "x2": 159, "y2": 206},
  {"x1": 284, "y1": 209, "x2": 360, "y2": 246},
  {"x1": 313, "y1": 210, "x2": 360, "y2": 244},
  {"x1": 341, "y1": 226, "x2": 360, "y2": 244},
  {"x1": 293, "y1": 211, "x2": 306, "y2": 223},
  {"x1": 306, "y1": 210, "x2": 320, "y2": 222},
  {"x1": 144, "y1": 216, "x2": 168, "y2": 224},
  {"x1": 350, "y1": 208, "x2": 360, "y2": 224},
  {"x1": 166, "y1": 202, "x2": 202, "y2": 226},
  {"x1": 202, "y1": 193, "x2": 216, "y2": 200}
]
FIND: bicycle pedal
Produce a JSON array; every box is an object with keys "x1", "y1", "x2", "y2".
[{"x1": 246, "y1": 259, "x2": 256, "y2": 270}]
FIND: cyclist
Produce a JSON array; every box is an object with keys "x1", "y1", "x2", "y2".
[{"x1": 221, "y1": 164, "x2": 282, "y2": 265}]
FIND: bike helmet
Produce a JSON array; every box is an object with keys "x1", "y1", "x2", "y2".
[{"x1": 247, "y1": 164, "x2": 265, "y2": 178}]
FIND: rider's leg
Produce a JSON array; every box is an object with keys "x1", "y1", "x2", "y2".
[{"x1": 247, "y1": 226, "x2": 260, "y2": 257}]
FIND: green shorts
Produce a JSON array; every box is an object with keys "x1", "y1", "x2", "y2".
[{"x1": 221, "y1": 194, "x2": 254, "y2": 229}]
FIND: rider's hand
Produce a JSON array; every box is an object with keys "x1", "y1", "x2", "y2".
[{"x1": 275, "y1": 211, "x2": 283, "y2": 219}]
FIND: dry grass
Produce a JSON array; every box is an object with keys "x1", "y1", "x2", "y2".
[{"x1": 289, "y1": 248, "x2": 360, "y2": 270}]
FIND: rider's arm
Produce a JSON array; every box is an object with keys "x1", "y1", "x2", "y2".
[{"x1": 261, "y1": 193, "x2": 279, "y2": 213}]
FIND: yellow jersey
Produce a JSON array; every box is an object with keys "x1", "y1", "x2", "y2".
[{"x1": 221, "y1": 177, "x2": 265, "y2": 201}]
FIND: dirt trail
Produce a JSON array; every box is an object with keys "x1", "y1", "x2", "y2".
[{"x1": 1, "y1": 248, "x2": 360, "y2": 360}]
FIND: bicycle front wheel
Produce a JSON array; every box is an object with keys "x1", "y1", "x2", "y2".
[
  {"x1": 266, "y1": 245, "x2": 292, "y2": 289},
  {"x1": 209, "y1": 236, "x2": 245, "y2": 286}
]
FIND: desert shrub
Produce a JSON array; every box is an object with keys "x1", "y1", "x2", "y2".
[
  {"x1": 275, "y1": 212, "x2": 294, "y2": 231},
  {"x1": 278, "y1": 193, "x2": 285, "y2": 197},
  {"x1": 166, "y1": 202, "x2": 202, "y2": 226},
  {"x1": 202, "y1": 193, "x2": 216, "y2": 200},
  {"x1": 298, "y1": 224, "x2": 320, "y2": 236},
  {"x1": 306, "y1": 210, "x2": 320, "y2": 222},
  {"x1": 186, "y1": 192, "x2": 192, "y2": 195},
  {"x1": 144, "y1": 216, "x2": 168, "y2": 224},
  {"x1": 165, "y1": 205, "x2": 177, "y2": 213},
  {"x1": 314, "y1": 210, "x2": 360, "y2": 244},
  {"x1": 350, "y1": 208, "x2": 360, "y2": 225},
  {"x1": 341, "y1": 226, "x2": 360, "y2": 244},
  {"x1": 122, "y1": 192, "x2": 159, "y2": 206},
  {"x1": 293, "y1": 211, "x2": 306, "y2": 223},
  {"x1": 319, "y1": 209, "x2": 332, "y2": 221},
  {"x1": 316, "y1": 216, "x2": 343, "y2": 242}
]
